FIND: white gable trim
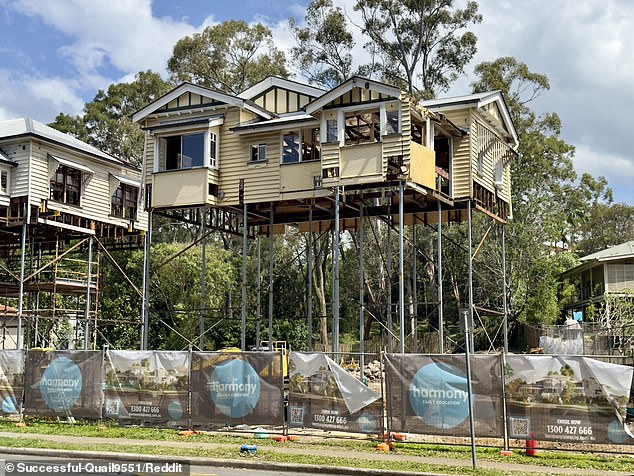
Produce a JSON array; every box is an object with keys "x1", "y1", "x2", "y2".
[
  {"x1": 132, "y1": 83, "x2": 272, "y2": 123},
  {"x1": 238, "y1": 76, "x2": 325, "y2": 100},
  {"x1": 424, "y1": 91, "x2": 517, "y2": 147},
  {"x1": 305, "y1": 77, "x2": 401, "y2": 115}
]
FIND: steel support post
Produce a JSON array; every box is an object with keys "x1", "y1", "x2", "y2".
[
  {"x1": 438, "y1": 198, "x2": 444, "y2": 353},
  {"x1": 333, "y1": 187, "x2": 340, "y2": 356},
  {"x1": 200, "y1": 208, "x2": 207, "y2": 350},
  {"x1": 412, "y1": 224, "x2": 417, "y2": 353},
  {"x1": 502, "y1": 224, "x2": 509, "y2": 354},
  {"x1": 241, "y1": 203, "x2": 248, "y2": 351},
  {"x1": 359, "y1": 202, "x2": 365, "y2": 376},
  {"x1": 17, "y1": 222, "x2": 27, "y2": 350},
  {"x1": 141, "y1": 210, "x2": 153, "y2": 350},
  {"x1": 387, "y1": 198, "x2": 393, "y2": 353},
  {"x1": 465, "y1": 199, "x2": 477, "y2": 468},
  {"x1": 398, "y1": 181, "x2": 405, "y2": 353},
  {"x1": 307, "y1": 206, "x2": 313, "y2": 351},
  {"x1": 268, "y1": 205, "x2": 274, "y2": 351},
  {"x1": 256, "y1": 231, "x2": 261, "y2": 348},
  {"x1": 83, "y1": 236, "x2": 93, "y2": 349},
  {"x1": 467, "y1": 200, "x2": 475, "y2": 355}
]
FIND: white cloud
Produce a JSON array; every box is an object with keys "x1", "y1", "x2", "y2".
[
  {"x1": 0, "y1": 69, "x2": 86, "y2": 121},
  {"x1": 573, "y1": 144, "x2": 634, "y2": 205},
  {"x1": 9, "y1": 0, "x2": 200, "y2": 76}
]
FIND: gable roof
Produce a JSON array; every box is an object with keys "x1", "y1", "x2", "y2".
[
  {"x1": 580, "y1": 241, "x2": 634, "y2": 263},
  {"x1": 560, "y1": 241, "x2": 634, "y2": 278},
  {"x1": 238, "y1": 76, "x2": 325, "y2": 101},
  {"x1": 422, "y1": 91, "x2": 518, "y2": 146},
  {"x1": 0, "y1": 118, "x2": 132, "y2": 168},
  {"x1": 132, "y1": 82, "x2": 273, "y2": 123},
  {"x1": 305, "y1": 76, "x2": 402, "y2": 115}
]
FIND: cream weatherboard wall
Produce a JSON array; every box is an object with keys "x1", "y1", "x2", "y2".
[
  {"x1": 1, "y1": 140, "x2": 30, "y2": 198},
  {"x1": 438, "y1": 109, "x2": 471, "y2": 199},
  {"x1": 29, "y1": 139, "x2": 147, "y2": 231}
]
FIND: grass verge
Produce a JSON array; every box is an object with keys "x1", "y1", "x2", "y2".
[{"x1": 0, "y1": 420, "x2": 631, "y2": 476}]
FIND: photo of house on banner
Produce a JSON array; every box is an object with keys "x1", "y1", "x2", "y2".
[
  {"x1": 504, "y1": 355, "x2": 634, "y2": 445},
  {"x1": 104, "y1": 350, "x2": 189, "y2": 427}
]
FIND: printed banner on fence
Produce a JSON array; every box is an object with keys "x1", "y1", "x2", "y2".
[
  {"x1": 288, "y1": 352, "x2": 383, "y2": 434},
  {"x1": 190, "y1": 351, "x2": 283, "y2": 427},
  {"x1": 24, "y1": 350, "x2": 103, "y2": 419},
  {"x1": 0, "y1": 350, "x2": 24, "y2": 416},
  {"x1": 504, "y1": 355, "x2": 634, "y2": 445},
  {"x1": 104, "y1": 350, "x2": 189, "y2": 427},
  {"x1": 385, "y1": 354, "x2": 504, "y2": 437}
]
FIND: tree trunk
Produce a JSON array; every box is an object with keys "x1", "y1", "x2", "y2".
[{"x1": 312, "y1": 233, "x2": 329, "y2": 350}]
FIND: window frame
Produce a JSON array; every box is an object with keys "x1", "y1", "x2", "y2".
[
  {"x1": 251, "y1": 143, "x2": 267, "y2": 162},
  {"x1": 111, "y1": 182, "x2": 139, "y2": 221},
  {"x1": 281, "y1": 127, "x2": 321, "y2": 164},
  {"x1": 344, "y1": 109, "x2": 381, "y2": 146},
  {"x1": 209, "y1": 131, "x2": 218, "y2": 168},
  {"x1": 50, "y1": 164, "x2": 82, "y2": 206},
  {"x1": 154, "y1": 129, "x2": 218, "y2": 172},
  {"x1": 0, "y1": 168, "x2": 9, "y2": 195}
]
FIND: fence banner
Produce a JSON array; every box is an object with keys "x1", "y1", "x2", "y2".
[
  {"x1": 385, "y1": 354, "x2": 504, "y2": 437},
  {"x1": 24, "y1": 350, "x2": 103, "y2": 419},
  {"x1": 504, "y1": 355, "x2": 634, "y2": 445},
  {"x1": 104, "y1": 350, "x2": 189, "y2": 427},
  {"x1": 288, "y1": 352, "x2": 383, "y2": 434},
  {"x1": 190, "y1": 351, "x2": 283, "y2": 427},
  {"x1": 0, "y1": 350, "x2": 25, "y2": 416}
]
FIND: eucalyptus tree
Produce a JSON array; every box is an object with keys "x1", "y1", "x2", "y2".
[
  {"x1": 355, "y1": 0, "x2": 481, "y2": 98},
  {"x1": 290, "y1": 0, "x2": 378, "y2": 89},
  {"x1": 167, "y1": 20, "x2": 288, "y2": 94},
  {"x1": 470, "y1": 57, "x2": 612, "y2": 334}
]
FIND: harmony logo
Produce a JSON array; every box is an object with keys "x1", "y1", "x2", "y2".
[
  {"x1": 410, "y1": 386, "x2": 468, "y2": 404},
  {"x1": 409, "y1": 361, "x2": 469, "y2": 430},
  {"x1": 209, "y1": 376, "x2": 258, "y2": 397},
  {"x1": 39, "y1": 356, "x2": 83, "y2": 411},
  {"x1": 209, "y1": 359, "x2": 261, "y2": 419}
]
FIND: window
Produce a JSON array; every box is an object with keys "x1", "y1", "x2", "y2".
[
  {"x1": 111, "y1": 183, "x2": 138, "y2": 220},
  {"x1": 302, "y1": 127, "x2": 321, "y2": 162},
  {"x1": 50, "y1": 165, "x2": 81, "y2": 205},
  {"x1": 282, "y1": 128, "x2": 320, "y2": 164},
  {"x1": 494, "y1": 158, "x2": 504, "y2": 184},
  {"x1": 251, "y1": 143, "x2": 267, "y2": 162},
  {"x1": 209, "y1": 132, "x2": 217, "y2": 168},
  {"x1": 326, "y1": 119, "x2": 338, "y2": 142},
  {"x1": 344, "y1": 110, "x2": 380, "y2": 145},
  {"x1": 412, "y1": 121, "x2": 426, "y2": 145},
  {"x1": 0, "y1": 169, "x2": 7, "y2": 194},
  {"x1": 386, "y1": 110, "x2": 399, "y2": 134},
  {"x1": 158, "y1": 133, "x2": 204, "y2": 171},
  {"x1": 282, "y1": 132, "x2": 300, "y2": 163}
]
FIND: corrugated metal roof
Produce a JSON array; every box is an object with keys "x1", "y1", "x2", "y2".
[
  {"x1": 580, "y1": 241, "x2": 634, "y2": 262},
  {"x1": 0, "y1": 118, "x2": 127, "y2": 166},
  {"x1": 421, "y1": 91, "x2": 499, "y2": 108}
]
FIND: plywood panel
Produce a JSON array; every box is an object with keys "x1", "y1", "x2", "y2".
[
  {"x1": 152, "y1": 168, "x2": 207, "y2": 208},
  {"x1": 410, "y1": 142, "x2": 436, "y2": 189},
  {"x1": 280, "y1": 162, "x2": 321, "y2": 193},
  {"x1": 340, "y1": 143, "x2": 381, "y2": 178}
]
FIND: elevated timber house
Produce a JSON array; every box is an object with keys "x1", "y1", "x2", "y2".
[
  {"x1": 0, "y1": 118, "x2": 147, "y2": 349},
  {"x1": 133, "y1": 76, "x2": 517, "y2": 231},
  {"x1": 133, "y1": 76, "x2": 518, "y2": 352}
]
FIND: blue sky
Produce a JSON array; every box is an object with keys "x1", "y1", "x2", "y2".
[{"x1": 1, "y1": 0, "x2": 633, "y2": 206}]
